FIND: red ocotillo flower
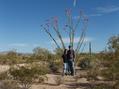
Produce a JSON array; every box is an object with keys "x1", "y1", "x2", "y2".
[
  {"x1": 65, "y1": 8, "x2": 72, "y2": 17},
  {"x1": 53, "y1": 16, "x2": 58, "y2": 28}
]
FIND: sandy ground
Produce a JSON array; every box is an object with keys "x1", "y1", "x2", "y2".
[
  {"x1": 0, "y1": 65, "x2": 114, "y2": 89},
  {"x1": 30, "y1": 69, "x2": 114, "y2": 89},
  {"x1": 0, "y1": 65, "x2": 10, "y2": 73},
  {"x1": 31, "y1": 73, "x2": 89, "y2": 89}
]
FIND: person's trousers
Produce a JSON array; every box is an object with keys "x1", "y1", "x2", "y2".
[
  {"x1": 64, "y1": 63, "x2": 68, "y2": 74},
  {"x1": 68, "y1": 59, "x2": 74, "y2": 76}
]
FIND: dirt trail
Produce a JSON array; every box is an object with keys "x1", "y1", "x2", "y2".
[
  {"x1": 0, "y1": 65, "x2": 113, "y2": 89},
  {"x1": 31, "y1": 69, "x2": 89, "y2": 89},
  {"x1": 31, "y1": 68, "x2": 114, "y2": 89}
]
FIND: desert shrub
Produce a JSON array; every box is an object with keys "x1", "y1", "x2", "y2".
[
  {"x1": 94, "y1": 35, "x2": 119, "y2": 82},
  {"x1": 101, "y1": 59, "x2": 119, "y2": 81},
  {"x1": 0, "y1": 80, "x2": 20, "y2": 89},
  {"x1": 78, "y1": 58, "x2": 91, "y2": 69},
  {"x1": 0, "y1": 51, "x2": 31, "y2": 65},
  {"x1": 9, "y1": 64, "x2": 49, "y2": 89},
  {"x1": 32, "y1": 47, "x2": 52, "y2": 62},
  {"x1": 114, "y1": 81, "x2": 119, "y2": 89},
  {"x1": 107, "y1": 35, "x2": 119, "y2": 59},
  {"x1": 55, "y1": 76, "x2": 63, "y2": 85},
  {"x1": 49, "y1": 62, "x2": 60, "y2": 73},
  {"x1": 92, "y1": 84, "x2": 112, "y2": 89},
  {"x1": 0, "y1": 71, "x2": 10, "y2": 80},
  {"x1": 87, "y1": 59, "x2": 102, "y2": 80},
  {"x1": 87, "y1": 67, "x2": 100, "y2": 80},
  {"x1": 37, "y1": 76, "x2": 45, "y2": 83},
  {"x1": 31, "y1": 63, "x2": 50, "y2": 75},
  {"x1": 9, "y1": 67, "x2": 35, "y2": 89}
]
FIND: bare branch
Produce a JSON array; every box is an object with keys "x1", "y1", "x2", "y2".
[
  {"x1": 41, "y1": 25, "x2": 61, "y2": 49},
  {"x1": 75, "y1": 15, "x2": 88, "y2": 53},
  {"x1": 52, "y1": 17, "x2": 66, "y2": 50}
]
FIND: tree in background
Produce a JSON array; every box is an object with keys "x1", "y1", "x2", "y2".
[
  {"x1": 108, "y1": 34, "x2": 119, "y2": 59},
  {"x1": 96, "y1": 35, "x2": 119, "y2": 88},
  {"x1": 32, "y1": 47, "x2": 52, "y2": 61}
]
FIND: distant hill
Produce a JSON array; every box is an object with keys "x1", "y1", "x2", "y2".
[{"x1": 0, "y1": 51, "x2": 32, "y2": 56}]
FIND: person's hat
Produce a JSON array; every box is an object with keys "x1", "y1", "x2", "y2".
[{"x1": 69, "y1": 45, "x2": 72, "y2": 48}]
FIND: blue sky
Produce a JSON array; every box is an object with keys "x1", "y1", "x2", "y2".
[{"x1": 0, "y1": 0, "x2": 119, "y2": 53}]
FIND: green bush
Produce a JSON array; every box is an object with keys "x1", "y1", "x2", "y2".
[
  {"x1": 79, "y1": 59, "x2": 90, "y2": 69},
  {"x1": 49, "y1": 62, "x2": 60, "y2": 73},
  {"x1": 101, "y1": 60, "x2": 119, "y2": 81},
  {"x1": 0, "y1": 80, "x2": 20, "y2": 89},
  {"x1": 87, "y1": 59, "x2": 102, "y2": 80},
  {"x1": 9, "y1": 64, "x2": 49, "y2": 89},
  {"x1": 78, "y1": 57, "x2": 91, "y2": 69},
  {"x1": 114, "y1": 81, "x2": 119, "y2": 89},
  {"x1": 0, "y1": 71, "x2": 10, "y2": 80},
  {"x1": 55, "y1": 76, "x2": 63, "y2": 85},
  {"x1": 92, "y1": 85, "x2": 112, "y2": 89}
]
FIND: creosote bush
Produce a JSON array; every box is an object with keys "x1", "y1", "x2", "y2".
[
  {"x1": 0, "y1": 80, "x2": 20, "y2": 89},
  {"x1": 9, "y1": 64, "x2": 49, "y2": 89},
  {"x1": 49, "y1": 62, "x2": 61, "y2": 73},
  {"x1": 92, "y1": 84, "x2": 113, "y2": 89},
  {"x1": 78, "y1": 57, "x2": 91, "y2": 69},
  {"x1": 55, "y1": 76, "x2": 63, "y2": 85}
]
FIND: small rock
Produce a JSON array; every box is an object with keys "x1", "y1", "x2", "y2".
[
  {"x1": 77, "y1": 78, "x2": 89, "y2": 83},
  {"x1": 96, "y1": 76, "x2": 104, "y2": 80}
]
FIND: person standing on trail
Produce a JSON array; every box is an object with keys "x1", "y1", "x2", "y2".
[
  {"x1": 62, "y1": 49, "x2": 68, "y2": 75},
  {"x1": 67, "y1": 45, "x2": 75, "y2": 76}
]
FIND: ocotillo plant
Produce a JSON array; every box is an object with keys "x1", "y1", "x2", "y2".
[
  {"x1": 41, "y1": 9, "x2": 88, "y2": 54},
  {"x1": 41, "y1": 20, "x2": 61, "y2": 49},
  {"x1": 41, "y1": 9, "x2": 88, "y2": 75},
  {"x1": 52, "y1": 16, "x2": 65, "y2": 49}
]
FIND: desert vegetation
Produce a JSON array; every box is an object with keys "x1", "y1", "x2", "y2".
[{"x1": 0, "y1": 35, "x2": 119, "y2": 89}]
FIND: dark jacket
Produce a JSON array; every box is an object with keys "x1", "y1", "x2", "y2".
[
  {"x1": 62, "y1": 54, "x2": 68, "y2": 63},
  {"x1": 67, "y1": 49, "x2": 75, "y2": 60}
]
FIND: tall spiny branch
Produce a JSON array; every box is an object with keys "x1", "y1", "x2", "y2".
[
  {"x1": 42, "y1": 9, "x2": 88, "y2": 54},
  {"x1": 75, "y1": 15, "x2": 88, "y2": 53},
  {"x1": 41, "y1": 23, "x2": 61, "y2": 49},
  {"x1": 52, "y1": 17, "x2": 65, "y2": 50}
]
